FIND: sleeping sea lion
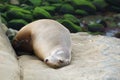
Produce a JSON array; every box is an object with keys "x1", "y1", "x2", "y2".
[{"x1": 13, "y1": 19, "x2": 72, "y2": 68}]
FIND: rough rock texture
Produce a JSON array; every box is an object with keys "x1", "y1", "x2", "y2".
[
  {"x1": 19, "y1": 32, "x2": 120, "y2": 80},
  {"x1": 0, "y1": 24, "x2": 20, "y2": 80},
  {"x1": 0, "y1": 23, "x2": 120, "y2": 80}
]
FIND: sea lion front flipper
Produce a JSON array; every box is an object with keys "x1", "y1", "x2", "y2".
[{"x1": 12, "y1": 27, "x2": 33, "y2": 53}]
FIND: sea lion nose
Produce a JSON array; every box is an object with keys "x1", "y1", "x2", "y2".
[{"x1": 45, "y1": 59, "x2": 49, "y2": 63}]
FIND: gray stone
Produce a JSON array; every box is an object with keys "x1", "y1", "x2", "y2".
[
  {"x1": 0, "y1": 23, "x2": 20, "y2": 80},
  {"x1": 18, "y1": 32, "x2": 120, "y2": 80},
  {"x1": 0, "y1": 22, "x2": 119, "y2": 80}
]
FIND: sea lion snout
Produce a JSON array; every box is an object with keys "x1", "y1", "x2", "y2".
[
  {"x1": 44, "y1": 55, "x2": 70, "y2": 68},
  {"x1": 44, "y1": 58, "x2": 65, "y2": 68}
]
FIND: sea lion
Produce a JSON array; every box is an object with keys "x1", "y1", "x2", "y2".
[{"x1": 12, "y1": 19, "x2": 72, "y2": 68}]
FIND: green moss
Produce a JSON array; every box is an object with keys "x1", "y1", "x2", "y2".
[
  {"x1": 8, "y1": 19, "x2": 28, "y2": 30},
  {"x1": 1, "y1": 16, "x2": 7, "y2": 25},
  {"x1": 33, "y1": 7, "x2": 52, "y2": 19},
  {"x1": 72, "y1": 0, "x2": 96, "y2": 14},
  {"x1": 1, "y1": 13, "x2": 7, "y2": 20},
  {"x1": 40, "y1": 6, "x2": 56, "y2": 14},
  {"x1": 88, "y1": 23, "x2": 105, "y2": 32},
  {"x1": 0, "y1": 4, "x2": 6, "y2": 12},
  {"x1": 6, "y1": 7, "x2": 33, "y2": 22},
  {"x1": 10, "y1": 7, "x2": 31, "y2": 14},
  {"x1": 52, "y1": 3, "x2": 62, "y2": 11},
  {"x1": 105, "y1": 0, "x2": 120, "y2": 7},
  {"x1": 61, "y1": 20, "x2": 82, "y2": 33},
  {"x1": 6, "y1": 5, "x2": 21, "y2": 10},
  {"x1": 19, "y1": 0, "x2": 28, "y2": 4},
  {"x1": 60, "y1": 4, "x2": 74, "y2": 14},
  {"x1": 42, "y1": 1, "x2": 50, "y2": 6},
  {"x1": 21, "y1": 4, "x2": 34, "y2": 10},
  {"x1": 93, "y1": 0, "x2": 108, "y2": 10},
  {"x1": 0, "y1": 0, "x2": 9, "y2": 3},
  {"x1": 28, "y1": 0, "x2": 42, "y2": 6},
  {"x1": 108, "y1": 6, "x2": 120, "y2": 12},
  {"x1": 72, "y1": 0, "x2": 96, "y2": 9},
  {"x1": 75, "y1": 9, "x2": 88, "y2": 16},
  {"x1": 63, "y1": 14, "x2": 80, "y2": 24},
  {"x1": 47, "y1": 0, "x2": 62, "y2": 3}
]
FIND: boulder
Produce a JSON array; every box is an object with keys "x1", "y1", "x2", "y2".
[
  {"x1": 0, "y1": 22, "x2": 120, "y2": 80},
  {"x1": 105, "y1": 0, "x2": 120, "y2": 7},
  {"x1": 18, "y1": 32, "x2": 120, "y2": 80},
  {"x1": 6, "y1": 7, "x2": 33, "y2": 22},
  {"x1": 0, "y1": 23, "x2": 20, "y2": 80},
  {"x1": 33, "y1": 7, "x2": 52, "y2": 19},
  {"x1": 59, "y1": 4, "x2": 74, "y2": 14},
  {"x1": 40, "y1": 6, "x2": 56, "y2": 14},
  {"x1": 28, "y1": 0, "x2": 42, "y2": 6},
  {"x1": 87, "y1": 23, "x2": 105, "y2": 32},
  {"x1": 63, "y1": 14, "x2": 80, "y2": 24},
  {"x1": 92, "y1": 0, "x2": 108, "y2": 11},
  {"x1": 47, "y1": 0, "x2": 62, "y2": 3},
  {"x1": 8, "y1": 19, "x2": 28, "y2": 30},
  {"x1": 72, "y1": 0, "x2": 96, "y2": 14},
  {"x1": 75, "y1": 9, "x2": 88, "y2": 16},
  {"x1": 61, "y1": 20, "x2": 82, "y2": 33}
]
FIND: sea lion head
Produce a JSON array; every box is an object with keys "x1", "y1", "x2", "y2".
[{"x1": 44, "y1": 49, "x2": 71, "y2": 68}]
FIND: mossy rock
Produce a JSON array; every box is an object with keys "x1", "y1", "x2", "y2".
[
  {"x1": 21, "y1": 4, "x2": 34, "y2": 10},
  {"x1": 33, "y1": 7, "x2": 52, "y2": 19},
  {"x1": 75, "y1": 9, "x2": 88, "y2": 16},
  {"x1": 40, "y1": 6, "x2": 56, "y2": 14},
  {"x1": 1, "y1": 13, "x2": 8, "y2": 20},
  {"x1": 6, "y1": 7, "x2": 33, "y2": 22},
  {"x1": 1, "y1": 16, "x2": 7, "y2": 25},
  {"x1": 114, "y1": 32, "x2": 120, "y2": 38},
  {"x1": 8, "y1": 19, "x2": 28, "y2": 30},
  {"x1": 52, "y1": 3, "x2": 62, "y2": 12},
  {"x1": 42, "y1": 1, "x2": 50, "y2": 6},
  {"x1": 28, "y1": 0, "x2": 42, "y2": 6},
  {"x1": 61, "y1": 20, "x2": 82, "y2": 33},
  {"x1": 72, "y1": 0, "x2": 96, "y2": 14},
  {"x1": 63, "y1": 14, "x2": 80, "y2": 24},
  {"x1": 8, "y1": 7, "x2": 31, "y2": 14},
  {"x1": 0, "y1": 4, "x2": 6, "y2": 12},
  {"x1": 47, "y1": 0, "x2": 62, "y2": 3},
  {"x1": 19, "y1": 0, "x2": 27, "y2": 4},
  {"x1": 60, "y1": 4, "x2": 74, "y2": 14},
  {"x1": 87, "y1": 23, "x2": 105, "y2": 32},
  {"x1": 92, "y1": 0, "x2": 108, "y2": 11},
  {"x1": 108, "y1": 6, "x2": 120, "y2": 12},
  {"x1": 0, "y1": 0, "x2": 9, "y2": 3},
  {"x1": 105, "y1": 0, "x2": 120, "y2": 7},
  {"x1": 6, "y1": 5, "x2": 21, "y2": 10}
]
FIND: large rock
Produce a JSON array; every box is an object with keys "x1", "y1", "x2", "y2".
[
  {"x1": 0, "y1": 23, "x2": 20, "y2": 80},
  {"x1": 19, "y1": 32, "x2": 120, "y2": 80},
  {"x1": 0, "y1": 22, "x2": 119, "y2": 80}
]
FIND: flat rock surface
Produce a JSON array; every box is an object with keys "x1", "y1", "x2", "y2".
[
  {"x1": 19, "y1": 32, "x2": 120, "y2": 80},
  {"x1": 0, "y1": 25, "x2": 20, "y2": 80}
]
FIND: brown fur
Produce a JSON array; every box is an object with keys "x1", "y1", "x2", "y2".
[{"x1": 12, "y1": 19, "x2": 71, "y2": 68}]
